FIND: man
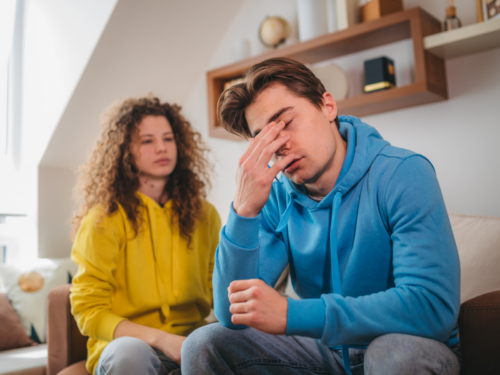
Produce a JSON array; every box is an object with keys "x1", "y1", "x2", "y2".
[{"x1": 182, "y1": 58, "x2": 461, "y2": 374}]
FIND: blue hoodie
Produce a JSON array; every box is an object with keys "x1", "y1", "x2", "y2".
[{"x1": 213, "y1": 116, "x2": 460, "y2": 368}]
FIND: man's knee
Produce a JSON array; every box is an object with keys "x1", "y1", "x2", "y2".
[
  {"x1": 182, "y1": 323, "x2": 229, "y2": 362},
  {"x1": 365, "y1": 334, "x2": 422, "y2": 374},
  {"x1": 364, "y1": 333, "x2": 459, "y2": 375}
]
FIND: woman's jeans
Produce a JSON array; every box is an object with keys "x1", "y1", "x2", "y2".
[
  {"x1": 95, "y1": 336, "x2": 180, "y2": 375},
  {"x1": 181, "y1": 323, "x2": 462, "y2": 375}
]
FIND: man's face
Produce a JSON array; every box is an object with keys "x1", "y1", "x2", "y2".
[{"x1": 245, "y1": 84, "x2": 339, "y2": 187}]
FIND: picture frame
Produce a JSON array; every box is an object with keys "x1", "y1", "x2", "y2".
[{"x1": 476, "y1": 0, "x2": 500, "y2": 22}]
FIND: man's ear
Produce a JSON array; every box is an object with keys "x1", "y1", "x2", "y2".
[{"x1": 322, "y1": 92, "x2": 338, "y2": 122}]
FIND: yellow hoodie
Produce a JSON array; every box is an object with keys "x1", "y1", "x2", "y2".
[{"x1": 70, "y1": 192, "x2": 221, "y2": 374}]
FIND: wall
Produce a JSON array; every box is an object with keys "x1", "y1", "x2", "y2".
[
  {"x1": 38, "y1": 166, "x2": 76, "y2": 258},
  {"x1": 182, "y1": 0, "x2": 500, "y2": 224}
]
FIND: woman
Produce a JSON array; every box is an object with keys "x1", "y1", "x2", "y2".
[{"x1": 70, "y1": 96, "x2": 221, "y2": 375}]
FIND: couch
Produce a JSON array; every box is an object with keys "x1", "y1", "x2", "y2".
[
  {"x1": 46, "y1": 213, "x2": 500, "y2": 375},
  {"x1": 0, "y1": 259, "x2": 78, "y2": 375}
]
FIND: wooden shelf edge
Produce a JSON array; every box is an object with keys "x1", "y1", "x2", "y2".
[
  {"x1": 337, "y1": 83, "x2": 446, "y2": 117},
  {"x1": 424, "y1": 17, "x2": 500, "y2": 59}
]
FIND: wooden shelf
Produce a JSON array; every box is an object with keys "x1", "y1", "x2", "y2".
[
  {"x1": 424, "y1": 17, "x2": 500, "y2": 59},
  {"x1": 207, "y1": 7, "x2": 446, "y2": 140}
]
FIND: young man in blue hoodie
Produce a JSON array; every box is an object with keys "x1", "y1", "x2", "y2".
[{"x1": 182, "y1": 58, "x2": 461, "y2": 374}]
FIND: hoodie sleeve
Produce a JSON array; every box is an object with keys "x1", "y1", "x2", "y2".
[
  {"x1": 70, "y1": 208, "x2": 127, "y2": 342},
  {"x1": 213, "y1": 194, "x2": 289, "y2": 329},
  {"x1": 293, "y1": 155, "x2": 460, "y2": 347}
]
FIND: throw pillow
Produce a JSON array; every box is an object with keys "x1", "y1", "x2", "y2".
[
  {"x1": 0, "y1": 257, "x2": 78, "y2": 343},
  {"x1": 0, "y1": 293, "x2": 33, "y2": 351}
]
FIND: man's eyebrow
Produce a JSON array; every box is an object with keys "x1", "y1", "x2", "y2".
[{"x1": 251, "y1": 106, "x2": 294, "y2": 138}]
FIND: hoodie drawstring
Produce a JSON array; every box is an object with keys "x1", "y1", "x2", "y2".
[
  {"x1": 272, "y1": 189, "x2": 352, "y2": 375},
  {"x1": 272, "y1": 193, "x2": 296, "y2": 234},
  {"x1": 330, "y1": 190, "x2": 352, "y2": 375}
]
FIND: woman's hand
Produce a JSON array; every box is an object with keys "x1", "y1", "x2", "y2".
[
  {"x1": 114, "y1": 320, "x2": 186, "y2": 365},
  {"x1": 154, "y1": 332, "x2": 186, "y2": 365},
  {"x1": 233, "y1": 121, "x2": 295, "y2": 218}
]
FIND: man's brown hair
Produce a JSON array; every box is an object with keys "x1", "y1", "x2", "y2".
[{"x1": 218, "y1": 57, "x2": 340, "y2": 138}]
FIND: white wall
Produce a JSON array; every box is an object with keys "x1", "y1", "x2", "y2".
[{"x1": 182, "y1": 0, "x2": 500, "y2": 223}]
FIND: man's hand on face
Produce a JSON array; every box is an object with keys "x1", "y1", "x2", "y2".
[
  {"x1": 233, "y1": 121, "x2": 295, "y2": 218},
  {"x1": 228, "y1": 279, "x2": 288, "y2": 334}
]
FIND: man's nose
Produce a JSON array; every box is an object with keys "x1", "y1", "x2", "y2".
[{"x1": 275, "y1": 133, "x2": 289, "y2": 157}]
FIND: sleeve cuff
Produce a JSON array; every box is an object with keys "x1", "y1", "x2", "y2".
[
  {"x1": 224, "y1": 203, "x2": 261, "y2": 249},
  {"x1": 286, "y1": 298, "x2": 326, "y2": 339},
  {"x1": 93, "y1": 310, "x2": 127, "y2": 342}
]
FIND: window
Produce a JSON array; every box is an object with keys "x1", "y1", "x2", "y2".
[{"x1": 1, "y1": 0, "x2": 19, "y2": 163}]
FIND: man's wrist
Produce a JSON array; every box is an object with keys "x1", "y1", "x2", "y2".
[
  {"x1": 225, "y1": 203, "x2": 261, "y2": 249},
  {"x1": 233, "y1": 202, "x2": 259, "y2": 218}
]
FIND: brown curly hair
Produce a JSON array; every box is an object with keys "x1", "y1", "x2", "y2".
[{"x1": 72, "y1": 95, "x2": 212, "y2": 245}]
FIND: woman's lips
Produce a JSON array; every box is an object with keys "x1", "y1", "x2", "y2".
[
  {"x1": 155, "y1": 158, "x2": 170, "y2": 165},
  {"x1": 284, "y1": 158, "x2": 301, "y2": 174}
]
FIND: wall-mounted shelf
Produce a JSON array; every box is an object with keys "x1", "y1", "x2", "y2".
[
  {"x1": 424, "y1": 17, "x2": 500, "y2": 59},
  {"x1": 207, "y1": 7, "x2": 445, "y2": 140}
]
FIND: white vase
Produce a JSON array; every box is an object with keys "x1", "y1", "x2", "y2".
[
  {"x1": 335, "y1": 0, "x2": 360, "y2": 31},
  {"x1": 326, "y1": 0, "x2": 338, "y2": 33},
  {"x1": 297, "y1": 0, "x2": 328, "y2": 42}
]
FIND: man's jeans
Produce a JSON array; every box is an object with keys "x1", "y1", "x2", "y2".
[
  {"x1": 95, "y1": 336, "x2": 180, "y2": 375},
  {"x1": 181, "y1": 323, "x2": 462, "y2": 374}
]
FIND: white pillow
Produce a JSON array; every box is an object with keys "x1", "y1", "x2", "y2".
[
  {"x1": 0, "y1": 257, "x2": 78, "y2": 343},
  {"x1": 449, "y1": 213, "x2": 500, "y2": 303}
]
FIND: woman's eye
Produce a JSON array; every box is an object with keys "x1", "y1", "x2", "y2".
[
  {"x1": 164, "y1": 137, "x2": 173, "y2": 142},
  {"x1": 285, "y1": 120, "x2": 293, "y2": 127},
  {"x1": 142, "y1": 140, "x2": 152, "y2": 144}
]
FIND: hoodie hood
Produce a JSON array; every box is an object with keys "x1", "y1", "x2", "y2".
[{"x1": 279, "y1": 115, "x2": 390, "y2": 209}]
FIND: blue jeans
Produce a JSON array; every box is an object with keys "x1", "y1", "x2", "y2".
[
  {"x1": 181, "y1": 323, "x2": 462, "y2": 374},
  {"x1": 96, "y1": 336, "x2": 180, "y2": 375}
]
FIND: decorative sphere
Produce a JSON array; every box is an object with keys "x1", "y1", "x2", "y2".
[{"x1": 259, "y1": 16, "x2": 290, "y2": 48}]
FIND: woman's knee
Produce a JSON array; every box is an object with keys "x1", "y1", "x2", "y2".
[{"x1": 99, "y1": 336, "x2": 158, "y2": 373}]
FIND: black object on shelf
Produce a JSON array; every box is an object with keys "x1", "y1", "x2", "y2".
[{"x1": 364, "y1": 56, "x2": 396, "y2": 93}]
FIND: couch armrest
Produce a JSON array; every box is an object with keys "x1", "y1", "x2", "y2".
[
  {"x1": 459, "y1": 290, "x2": 500, "y2": 375},
  {"x1": 47, "y1": 284, "x2": 88, "y2": 375}
]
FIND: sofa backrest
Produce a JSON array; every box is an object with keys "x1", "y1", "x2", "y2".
[{"x1": 449, "y1": 213, "x2": 500, "y2": 303}]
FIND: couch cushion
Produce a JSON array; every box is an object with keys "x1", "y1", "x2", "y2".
[
  {"x1": 0, "y1": 294, "x2": 33, "y2": 351},
  {"x1": 0, "y1": 259, "x2": 78, "y2": 343},
  {"x1": 0, "y1": 344, "x2": 47, "y2": 375},
  {"x1": 449, "y1": 213, "x2": 500, "y2": 303}
]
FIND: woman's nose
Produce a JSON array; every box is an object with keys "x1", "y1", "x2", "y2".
[{"x1": 156, "y1": 140, "x2": 167, "y2": 153}]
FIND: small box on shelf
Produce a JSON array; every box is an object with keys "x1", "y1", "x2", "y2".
[
  {"x1": 364, "y1": 56, "x2": 396, "y2": 93},
  {"x1": 360, "y1": 0, "x2": 403, "y2": 23}
]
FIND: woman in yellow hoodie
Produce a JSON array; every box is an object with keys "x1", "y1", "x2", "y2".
[{"x1": 70, "y1": 96, "x2": 221, "y2": 375}]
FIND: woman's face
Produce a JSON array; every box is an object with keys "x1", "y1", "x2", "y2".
[{"x1": 131, "y1": 115, "x2": 178, "y2": 179}]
